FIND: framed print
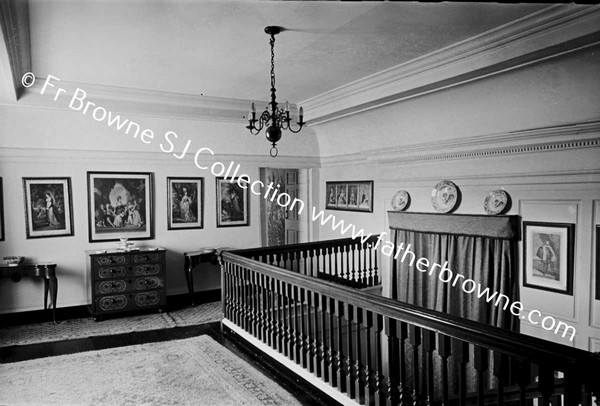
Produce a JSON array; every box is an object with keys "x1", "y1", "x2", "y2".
[
  {"x1": 216, "y1": 177, "x2": 249, "y2": 227},
  {"x1": 325, "y1": 181, "x2": 373, "y2": 213},
  {"x1": 167, "y1": 177, "x2": 203, "y2": 230},
  {"x1": 522, "y1": 221, "x2": 574, "y2": 295},
  {"x1": 596, "y1": 225, "x2": 600, "y2": 300},
  {"x1": 0, "y1": 178, "x2": 4, "y2": 241},
  {"x1": 22, "y1": 177, "x2": 74, "y2": 239},
  {"x1": 87, "y1": 172, "x2": 153, "y2": 242}
]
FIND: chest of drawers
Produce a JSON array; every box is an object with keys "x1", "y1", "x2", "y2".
[{"x1": 86, "y1": 248, "x2": 166, "y2": 319}]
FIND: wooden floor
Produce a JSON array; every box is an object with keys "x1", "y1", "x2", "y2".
[{"x1": 0, "y1": 300, "x2": 341, "y2": 406}]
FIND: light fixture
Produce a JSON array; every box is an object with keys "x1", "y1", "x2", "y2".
[{"x1": 246, "y1": 26, "x2": 305, "y2": 157}]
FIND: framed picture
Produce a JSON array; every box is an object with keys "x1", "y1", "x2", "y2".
[
  {"x1": 87, "y1": 172, "x2": 153, "y2": 242},
  {"x1": 167, "y1": 177, "x2": 203, "y2": 230},
  {"x1": 216, "y1": 177, "x2": 249, "y2": 227},
  {"x1": 596, "y1": 225, "x2": 600, "y2": 300},
  {"x1": 0, "y1": 177, "x2": 4, "y2": 241},
  {"x1": 22, "y1": 177, "x2": 74, "y2": 239},
  {"x1": 325, "y1": 181, "x2": 373, "y2": 213},
  {"x1": 522, "y1": 221, "x2": 575, "y2": 295}
]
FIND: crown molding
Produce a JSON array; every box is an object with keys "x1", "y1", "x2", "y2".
[
  {"x1": 15, "y1": 79, "x2": 287, "y2": 124},
  {"x1": 321, "y1": 120, "x2": 600, "y2": 167},
  {"x1": 0, "y1": 0, "x2": 31, "y2": 101},
  {"x1": 303, "y1": 4, "x2": 600, "y2": 126},
  {"x1": 0, "y1": 147, "x2": 321, "y2": 169}
]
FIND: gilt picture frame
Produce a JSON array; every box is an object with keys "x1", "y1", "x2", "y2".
[
  {"x1": 216, "y1": 177, "x2": 249, "y2": 227},
  {"x1": 522, "y1": 221, "x2": 574, "y2": 295},
  {"x1": 167, "y1": 177, "x2": 204, "y2": 230},
  {"x1": 325, "y1": 181, "x2": 373, "y2": 213},
  {"x1": 22, "y1": 177, "x2": 74, "y2": 239},
  {"x1": 87, "y1": 171, "x2": 153, "y2": 242}
]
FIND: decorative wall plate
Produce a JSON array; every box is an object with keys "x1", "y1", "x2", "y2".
[
  {"x1": 391, "y1": 190, "x2": 410, "y2": 211},
  {"x1": 484, "y1": 189, "x2": 509, "y2": 215},
  {"x1": 431, "y1": 180, "x2": 459, "y2": 213}
]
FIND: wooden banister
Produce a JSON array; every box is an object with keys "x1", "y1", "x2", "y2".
[{"x1": 220, "y1": 250, "x2": 600, "y2": 405}]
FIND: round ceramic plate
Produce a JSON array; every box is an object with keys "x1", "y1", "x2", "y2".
[
  {"x1": 431, "y1": 180, "x2": 459, "y2": 213},
  {"x1": 484, "y1": 189, "x2": 509, "y2": 215},
  {"x1": 391, "y1": 190, "x2": 410, "y2": 211}
]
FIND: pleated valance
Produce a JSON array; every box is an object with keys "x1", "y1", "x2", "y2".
[{"x1": 388, "y1": 211, "x2": 519, "y2": 240}]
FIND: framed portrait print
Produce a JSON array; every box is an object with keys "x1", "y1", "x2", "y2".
[
  {"x1": 216, "y1": 177, "x2": 249, "y2": 227},
  {"x1": 167, "y1": 177, "x2": 203, "y2": 230},
  {"x1": 22, "y1": 177, "x2": 74, "y2": 239},
  {"x1": 0, "y1": 177, "x2": 4, "y2": 241},
  {"x1": 596, "y1": 225, "x2": 600, "y2": 300},
  {"x1": 87, "y1": 172, "x2": 153, "y2": 242},
  {"x1": 325, "y1": 181, "x2": 373, "y2": 213},
  {"x1": 522, "y1": 221, "x2": 574, "y2": 295}
]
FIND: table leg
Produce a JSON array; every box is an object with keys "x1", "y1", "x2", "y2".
[
  {"x1": 185, "y1": 259, "x2": 196, "y2": 307},
  {"x1": 43, "y1": 277, "x2": 49, "y2": 310},
  {"x1": 48, "y1": 276, "x2": 58, "y2": 323}
]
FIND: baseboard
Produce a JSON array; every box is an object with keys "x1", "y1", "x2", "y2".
[
  {"x1": 0, "y1": 289, "x2": 221, "y2": 327},
  {"x1": 222, "y1": 318, "x2": 359, "y2": 406}
]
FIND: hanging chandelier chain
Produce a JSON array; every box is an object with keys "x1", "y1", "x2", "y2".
[{"x1": 270, "y1": 35, "x2": 276, "y2": 91}]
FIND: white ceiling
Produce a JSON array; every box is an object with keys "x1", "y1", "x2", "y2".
[{"x1": 26, "y1": 0, "x2": 549, "y2": 105}]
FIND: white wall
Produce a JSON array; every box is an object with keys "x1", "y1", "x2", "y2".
[
  {"x1": 309, "y1": 46, "x2": 600, "y2": 351},
  {"x1": 0, "y1": 104, "x2": 320, "y2": 313}
]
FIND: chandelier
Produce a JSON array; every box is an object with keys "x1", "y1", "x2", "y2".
[{"x1": 246, "y1": 26, "x2": 305, "y2": 157}]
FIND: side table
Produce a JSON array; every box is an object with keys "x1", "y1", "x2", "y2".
[{"x1": 0, "y1": 262, "x2": 58, "y2": 323}]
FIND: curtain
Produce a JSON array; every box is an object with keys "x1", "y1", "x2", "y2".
[
  {"x1": 388, "y1": 212, "x2": 519, "y2": 399},
  {"x1": 393, "y1": 230, "x2": 518, "y2": 330}
]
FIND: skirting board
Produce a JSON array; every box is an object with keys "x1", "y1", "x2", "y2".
[{"x1": 222, "y1": 318, "x2": 359, "y2": 406}]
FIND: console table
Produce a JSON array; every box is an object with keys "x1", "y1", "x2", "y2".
[
  {"x1": 0, "y1": 262, "x2": 58, "y2": 323},
  {"x1": 184, "y1": 248, "x2": 232, "y2": 306}
]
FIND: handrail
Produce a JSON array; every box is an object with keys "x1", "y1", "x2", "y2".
[{"x1": 222, "y1": 251, "x2": 600, "y2": 372}]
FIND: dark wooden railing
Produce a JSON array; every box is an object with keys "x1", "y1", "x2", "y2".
[
  {"x1": 220, "y1": 250, "x2": 600, "y2": 406},
  {"x1": 232, "y1": 236, "x2": 380, "y2": 289}
]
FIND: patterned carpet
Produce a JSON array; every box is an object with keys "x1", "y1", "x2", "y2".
[
  {"x1": 0, "y1": 301, "x2": 222, "y2": 347},
  {"x1": 0, "y1": 335, "x2": 301, "y2": 405}
]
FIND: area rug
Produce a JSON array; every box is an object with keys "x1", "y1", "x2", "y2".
[
  {"x1": 0, "y1": 301, "x2": 222, "y2": 348},
  {"x1": 0, "y1": 335, "x2": 301, "y2": 405}
]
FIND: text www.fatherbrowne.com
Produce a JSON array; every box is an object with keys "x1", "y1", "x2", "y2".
[
  {"x1": 24, "y1": 72, "x2": 576, "y2": 342},
  {"x1": 311, "y1": 209, "x2": 577, "y2": 341}
]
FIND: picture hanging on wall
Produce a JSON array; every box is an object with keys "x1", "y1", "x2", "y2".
[
  {"x1": 325, "y1": 181, "x2": 373, "y2": 213},
  {"x1": 596, "y1": 225, "x2": 600, "y2": 300},
  {"x1": 22, "y1": 177, "x2": 74, "y2": 239},
  {"x1": 216, "y1": 177, "x2": 249, "y2": 227},
  {"x1": 522, "y1": 221, "x2": 574, "y2": 295},
  {"x1": 0, "y1": 177, "x2": 4, "y2": 241},
  {"x1": 87, "y1": 172, "x2": 153, "y2": 242},
  {"x1": 167, "y1": 177, "x2": 203, "y2": 230}
]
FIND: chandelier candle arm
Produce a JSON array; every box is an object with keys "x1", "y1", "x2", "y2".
[{"x1": 245, "y1": 25, "x2": 306, "y2": 157}]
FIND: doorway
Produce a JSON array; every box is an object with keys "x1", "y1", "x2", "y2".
[{"x1": 260, "y1": 168, "x2": 305, "y2": 247}]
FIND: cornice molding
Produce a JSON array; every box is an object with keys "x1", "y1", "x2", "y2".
[
  {"x1": 0, "y1": 0, "x2": 31, "y2": 101},
  {"x1": 0, "y1": 147, "x2": 321, "y2": 169},
  {"x1": 17, "y1": 79, "x2": 283, "y2": 124},
  {"x1": 303, "y1": 4, "x2": 600, "y2": 126},
  {"x1": 321, "y1": 121, "x2": 600, "y2": 167}
]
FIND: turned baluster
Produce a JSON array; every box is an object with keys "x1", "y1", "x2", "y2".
[
  {"x1": 354, "y1": 306, "x2": 364, "y2": 402},
  {"x1": 473, "y1": 345, "x2": 488, "y2": 406},
  {"x1": 313, "y1": 291, "x2": 322, "y2": 378},
  {"x1": 409, "y1": 325, "x2": 422, "y2": 406},
  {"x1": 512, "y1": 358, "x2": 531, "y2": 406},
  {"x1": 537, "y1": 364, "x2": 555, "y2": 406},
  {"x1": 259, "y1": 273, "x2": 268, "y2": 343},
  {"x1": 299, "y1": 287, "x2": 307, "y2": 368},
  {"x1": 345, "y1": 302, "x2": 356, "y2": 400},
  {"x1": 422, "y1": 329, "x2": 436, "y2": 406},
  {"x1": 364, "y1": 310, "x2": 374, "y2": 405},
  {"x1": 493, "y1": 352, "x2": 507, "y2": 406},
  {"x1": 438, "y1": 334, "x2": 452, "y2": 406},
  {"x1": 372, "y1": 313, "x2": 384, "y2": 406},
  {"x1": 327, "y1": 297, "x2": 337, "y2": 388},
  {"x1": 333, "y1": 245, "x2": 340, "y2": 281},
  {"x1": 320, "y1": 294, "x2": 329, "y2": 383},
  {"x1": 291, "y1": 284, "x2": 300, "y2": 363},
  {"x1": 335, "y1": 299, "x2": 346, "y2": 393},
  {"x1": 306, "y1": 289, "x2": 315, "y2": 374},
  {"x1": 268, "y1": 276, "x2": 276, "y2": 348},
  {"x1": 385, "y1": 317, "x2": 400, "y2": 406},
  {"x1": 282, "y1": 282, "x2": 290, "y2": 358},
  {"x1": 454, "y1": 339, "x2": 470, "y2": 406}
]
